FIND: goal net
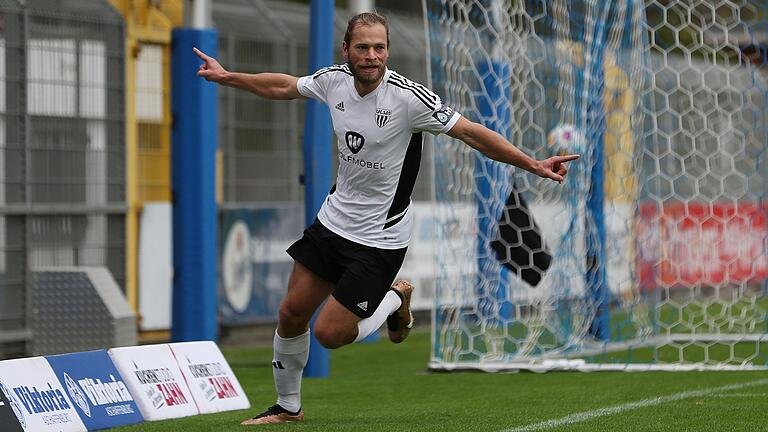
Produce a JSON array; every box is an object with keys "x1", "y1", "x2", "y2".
[{"x1": 424, "y1": 0, "x2": 768, "y2": 371}]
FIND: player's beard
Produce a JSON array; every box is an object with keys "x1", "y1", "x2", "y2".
[{"x1": 348, "y1": 61, "x2": 385, "y2": 85}]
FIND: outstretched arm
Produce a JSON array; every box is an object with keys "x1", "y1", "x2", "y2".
[
  {"x1": 447, "y1": 116, "x2": 579, "y2": 183},
  {"x1": 194, "y1": 47, "x2": 303, "y2": 101}
]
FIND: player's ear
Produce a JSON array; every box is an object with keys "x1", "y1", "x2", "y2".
[{"x1": 342, "y1": 42, "x2": 349, "y2": 60}]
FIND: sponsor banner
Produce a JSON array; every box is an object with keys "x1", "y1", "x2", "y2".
[
  {"x1": 108, "y1": 345, "x2": 198, "y2": 421},
  {"x1": 46, "y1": 350, "x2": 144, "y2": 430},
  {"x1": 638, "y1": 202, "x2": 768, "y2": 288},
  {"x1": 169, "y1": 341, "x2": 250, "y2": 413},
  {"x1": 0, "y1": 379, "x2": 24, "y2": 432},
  {"x1": 0, "y1": 357, "x2": 87, "y2": 432},
  {"x1": 219, "y1": 206, "x2": 304, "y2": 324}
]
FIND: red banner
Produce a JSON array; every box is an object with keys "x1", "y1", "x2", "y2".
[{"x1": 638, "y1": 202, "x2": 768, "y2": 289}]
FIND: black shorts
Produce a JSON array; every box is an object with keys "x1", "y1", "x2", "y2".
[{"x1": 286, "y1": 219, "x2": 407, "y2": 319}]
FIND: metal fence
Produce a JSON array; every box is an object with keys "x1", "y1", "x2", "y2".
[
  {"x1": 0, "y1": 0, "x2": 125, "y2": 358},
  {"x1": 214, "y1": 0, "x2": 431, "y2": 206},
  {"x1": 0, "y1": 0, "x2": 431, "y2": 357}
]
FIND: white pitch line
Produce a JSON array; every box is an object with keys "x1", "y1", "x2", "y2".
[
  {"x1": 502, "y1": 378, "x2": 768, "y2": 432},
  {"x1": 708, "y1": 393, "x2": 768, "y2": 398}
]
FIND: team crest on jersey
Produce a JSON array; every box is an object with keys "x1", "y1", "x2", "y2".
[
  {"x1": 375, "y1": 107, "x2": 392, "y2": 128},
  {"x1": 345, "y1": 131, "x2": 366, "y2": 154}
]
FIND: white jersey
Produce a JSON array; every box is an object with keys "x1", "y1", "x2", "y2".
[{"x1": 297, "y1": 65, "x2": 461, "y2": 249}]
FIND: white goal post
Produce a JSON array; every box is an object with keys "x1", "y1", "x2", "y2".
[{"x1": 423, "y1": 0, "x2": 768, "y2": 372}]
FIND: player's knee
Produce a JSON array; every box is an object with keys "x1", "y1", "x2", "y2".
[{"x1": 278, "y1": 301, "x2": 310, "y2": 331}]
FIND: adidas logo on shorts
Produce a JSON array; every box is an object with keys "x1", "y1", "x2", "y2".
[
  {"x1": 357, "y1": 301, "x2": 368, "y2": 311},
  {"x1": 335, "y1": 101, "x2": 345, "y2": 112}
]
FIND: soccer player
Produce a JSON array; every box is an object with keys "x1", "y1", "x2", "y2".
[{"x1": 195, "y1": 11, "x2": 578, "y2": 425}]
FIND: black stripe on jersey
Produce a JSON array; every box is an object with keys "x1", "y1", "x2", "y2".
[
  {"x1": 388, "y1": 73, "x2": 439, "y2": 105},
  {"x1": 389, "y1": 72, "x2": 437, "y2": 97},
  {"x1": 383, "y1": 132, "x2": 422, "y2": 230},
  {"x1": 313, "y1": 64, "x2": 346, "y2": 76},
  {"x1": 387, "y1": 79, "x2": 438, "y2": 109},
  {"x1": 313, "y1": 64, "x2": 352, "y2": 78},
  {"x1": 386, "y1": 79, "x2": 435, "y2": 109}
]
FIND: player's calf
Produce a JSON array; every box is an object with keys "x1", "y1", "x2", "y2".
[
  {"x1": 314, "y1": 296, "x2": 364, "y2": 348},
  {"x1": 314, "y1": 323, "x2": 356, "y2": 349}
]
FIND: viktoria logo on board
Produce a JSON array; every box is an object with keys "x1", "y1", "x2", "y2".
[
  {"x1": 46, "y1": 350, "x2": 144, "y2": 430},
  {"x1": 0, "y1": 357, "x2": 88, "y2": 431},
  {"x1": 63, "y1": 373, "x2": 136, "y2": 417},
  {"x1": 63, "y1": 373, "x2": 90, "y2": 418},
  {"x1": 11, "y1": 383, "x2": 71, "y2": 414}
]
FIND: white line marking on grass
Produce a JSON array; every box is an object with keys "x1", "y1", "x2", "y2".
[
  {"x1": 709, "y1": 393, "x2": 768, "y2": 398},
  {"x1": 502, "y1": 378, "x2": 768, "y2": 432}
]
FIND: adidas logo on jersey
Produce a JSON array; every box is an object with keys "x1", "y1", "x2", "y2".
[
  {"x1": 335, "y1": 101, "x2": 345, "y2": 112},
  {"x1": 357, "y1": 301, "x2": 368, "y2": 311}
]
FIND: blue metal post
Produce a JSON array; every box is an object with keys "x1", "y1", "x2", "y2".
[
  {"x1": 302, "y1": 0, "x2": 334, "y2": 378},
  {"x1": 170, "y1": 29, "x2": 219, "y2": 342}
]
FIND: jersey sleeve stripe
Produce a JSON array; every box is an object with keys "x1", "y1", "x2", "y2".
[
  {"x1": 392, "y1": 79, "x2": 440, "y2": 109},
  {"x1": 388, "y1": 71, "x2": 435, "y2": 92},
  {"x1": 388, "y1": 73, "x2": 439, "y2": 103},
  {"x1": 387, "y1": 77, "x2": 440, "y2": 110},
  {"x1": 386, "y1": 79, "x2": 435, "y2": 109},
  {"x1": 312, "y1": 64, "x2": 353, "y2": 78}
]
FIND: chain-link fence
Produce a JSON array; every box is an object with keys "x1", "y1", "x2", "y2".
[
  {"x1": 0, "y1": 0, "x2": 125, "y2": 359},
  {"x1": 0, "y1": 0, "x2": 432, "y2": 356}
]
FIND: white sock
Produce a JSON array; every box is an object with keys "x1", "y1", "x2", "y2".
[
  {"x1": 272, "y1": 329, "x2": 310, "y2": 412},
  {"x1": 354, "y1": 290, "x2": 402, "y2": 343}
]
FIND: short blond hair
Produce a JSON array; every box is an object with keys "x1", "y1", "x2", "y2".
[{"x1": 344, "y1": 12, "x2": 390, "y2": 48}]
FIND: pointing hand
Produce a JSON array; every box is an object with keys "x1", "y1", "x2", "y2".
[
  {"x1": 538, "y1": 154, "x2": 579, "y2": 183},
  {"x1": 194, "y1": 47, "x2": 228, "y2": 83}
]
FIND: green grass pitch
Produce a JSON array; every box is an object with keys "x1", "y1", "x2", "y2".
[{"x1": 113, "y1": 329, "x2": 768, "y2": 432}]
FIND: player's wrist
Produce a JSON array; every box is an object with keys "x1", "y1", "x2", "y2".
[
  {"x1": 219, "y1": 70, "x2": 235, "y2": 86},
  {"x1": 519, "y1": 156, "x2": 540, "y2": 175}
]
